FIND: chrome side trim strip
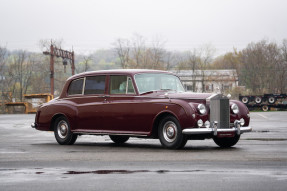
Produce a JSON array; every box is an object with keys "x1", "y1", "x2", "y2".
[{"x1": 72, "y1": 131, "x2": 148, "y2": 137}]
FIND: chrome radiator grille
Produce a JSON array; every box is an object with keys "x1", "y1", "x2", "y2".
[{"x1": 209, "y1": 94, "x2": 230, "y2": 129}]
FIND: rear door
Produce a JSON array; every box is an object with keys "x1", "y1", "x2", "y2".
[{"x1": 77, "y1": 75, "x2": 107, "y2": 131}]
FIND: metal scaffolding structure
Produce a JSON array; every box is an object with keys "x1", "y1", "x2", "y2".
[{"x1": 43, "y1": 45, "x2": 75, "y2": 96}]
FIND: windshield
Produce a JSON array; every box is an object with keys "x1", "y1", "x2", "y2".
[{"x1": 134, "y1": 73, "x2": 185, "y2": 94}]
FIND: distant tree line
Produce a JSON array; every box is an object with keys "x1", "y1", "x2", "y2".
[
  {"x1": 212, "y1": 39, "x2": 287, "y2": 94},
  {"x1": 1, "y1": 37, "x2": 287, "y2": 112}
]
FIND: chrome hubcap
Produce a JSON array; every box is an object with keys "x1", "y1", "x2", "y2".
[
  {"x1": 163, "y1": 121, "x2": 177, "y2": 143},
  {"x1": 57, "y1": 120, "x2": 68, "y2": 139}
]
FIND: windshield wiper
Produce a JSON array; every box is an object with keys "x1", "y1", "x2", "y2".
[
  {"x1": 141, "y1": 89, "x2": 175, "y2": 95},
  {"x1": 140, "y1": 90, "x2": 157, "y2": 95}
]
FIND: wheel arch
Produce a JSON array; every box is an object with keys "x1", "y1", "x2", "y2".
[
  {"x1": 50, "y1": 113, "x2": 70, "y2": 131},
  {"x1": 151, "y1": 111, "x2": 179, "y2": 138}
]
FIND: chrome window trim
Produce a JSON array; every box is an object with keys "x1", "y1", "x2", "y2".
[
  {"x1": 127, "y1": 76, "x2": 135, "y2": 94},
  {"x1": 82, "y1": 77, "x2": 86, "y2": 95}
]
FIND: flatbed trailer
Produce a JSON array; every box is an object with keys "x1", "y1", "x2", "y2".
[
  {"x1": 243, "y1": 103, "x2": 287, "y2": 111},
  {"x1": 239, "y1": 94, "x2": 287, "y2": 111}
]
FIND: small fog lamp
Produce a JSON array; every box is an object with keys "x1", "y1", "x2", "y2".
[
  {"x1": 240, "y1": 118, "x2": 245, "y2": 126},
  {"x1": 204, "y1": 120, "x2": 210, "y2": 128},
  {"x1": 197, "y1": 119, "x2": 203, "y2": 127}
]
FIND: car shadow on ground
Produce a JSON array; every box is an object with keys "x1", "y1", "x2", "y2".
[{"x1": 32, "y1": 141, "x2": 240, "y2": 152}]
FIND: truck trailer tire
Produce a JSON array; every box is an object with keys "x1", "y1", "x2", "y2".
[
  {"x1": 262, "y1": 105, "x2": 269, "y2": 112},
  {"x1": 241, "y1": 97, "x2": 249, "y2": 104},
  {"x1": 255, "y1": 96, "x2": 262, "y2": 104},
  {"x1": 268, "y1": 97, "x2": 276, "y2": 104}
]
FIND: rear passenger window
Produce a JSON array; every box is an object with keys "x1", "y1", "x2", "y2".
[
  {"x1": 84, "y1": 76, "x2": 106, "y2": 95},
  {"x1": 68, "y1": 78, "x2": 84, "y2": 95}
]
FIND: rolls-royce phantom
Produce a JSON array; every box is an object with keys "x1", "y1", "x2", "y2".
[{"x1": 32, "y1": 69, "x2": 251, "y2": 149}]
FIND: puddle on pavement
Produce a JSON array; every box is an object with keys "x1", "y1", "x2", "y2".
[
  {"x1": 64, "y1": 169, "x2": 205, "y2": 175},
  {"x1": 1, "y1": 168, "x2": 287, "y2": 181},
  {"x1": 245, "y1": 138, "x2": 287, "y2": 141},
  {"x1": 253, "y1": 130, "x2": 270, "y2": 133},
  {"x1": 0, "y1": 168, "x2": 204, "y2": 175}
]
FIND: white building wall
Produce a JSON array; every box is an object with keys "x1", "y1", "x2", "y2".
[{"x1": 172, "y1": 70, "x2": 238, "y2": 93}]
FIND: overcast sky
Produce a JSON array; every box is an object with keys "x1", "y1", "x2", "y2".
[{"x1": 0, "y1": 0, "x2": 287, "y2": 55}]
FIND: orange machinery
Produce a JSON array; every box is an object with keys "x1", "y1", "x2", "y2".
[{"x1": 5, "y1": 93, "x2": 53, "y2": 114}]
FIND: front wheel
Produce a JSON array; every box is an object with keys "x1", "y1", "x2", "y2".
[
  {"x1": 213, "y1": 135, "x2": 240, "y2": 148},
  {"x1": 158, "y1": 116, "x2": 187, "y2": 149},
  {"x1": 54, "y1": 116, "x2": 77, "y2": 145}
]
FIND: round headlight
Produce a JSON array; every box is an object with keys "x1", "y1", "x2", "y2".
[
  {"x1": 240, "y1": 118, "x2": 245, "y2": 126},
  {"x1": 197, "y1": 119, "x2": 203, "y2": 127},
  {"x1": 231, "y1": 104, "x2": 239, "y2": 114},
  {"x1": 204, "y1": 120, "x2": 210, "y2": 128},
  {"x1": 197, "y1": 104, "x2": 206, "y2": 115}
]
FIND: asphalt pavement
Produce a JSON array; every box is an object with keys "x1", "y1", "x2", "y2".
[{"x1": 0, "y1": 112, "x2": 287, "y2": 191}]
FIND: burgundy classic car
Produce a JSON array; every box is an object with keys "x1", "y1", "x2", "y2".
[{"x1": 32, "y1": 69, "x2": 251, "y2": 149}]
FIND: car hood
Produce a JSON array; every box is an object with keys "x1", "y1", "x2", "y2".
[{"x1": 167, "y1": 92, "x2": 214, "y2": 100}]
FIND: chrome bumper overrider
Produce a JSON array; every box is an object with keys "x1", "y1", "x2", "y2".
[
  {"x1": 182, "y1": 121, "x2": 252, "y2": 136},
  {"x1": 31, "y1": 123, "x2": 36, "y2": 128}
]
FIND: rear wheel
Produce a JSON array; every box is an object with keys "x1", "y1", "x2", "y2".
[
  {"x1": 54, "y1": 116, "x2": 77, "y2": 145},
  {"x1": 109, "y1": 135, "x2": 129, "y2": 144},
  {"x1": 158, "y1": 116, "x2": 187, "y2": 149},
  {"x1": 213, "y1": 135, "x2": 240, "y2": 148}
]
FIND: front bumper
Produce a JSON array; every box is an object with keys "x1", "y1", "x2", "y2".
[{"x1": 182, "y1": 121, "x2": 252, "y2": 136}]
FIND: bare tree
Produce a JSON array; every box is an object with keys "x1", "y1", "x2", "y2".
[
  {"x1": 163, "y1": 50, "x2": 176, "y2": 70},
  {"x1": 7, "y1": 51, "x2": 36, "y2": 101},
  {"x1": 0, "y1": 46, "x2": 7, "y2": 73},
  {"x1": 39, "y1": 38, "x2": 64, "y2": 52},
  {"x1": 82, "y1": 56, "x2": 92, "y2": 72},
  {"x1": 131, "y1": 33, "x2": 146, "y2": 68},
  {"x1": 0, "y1": 46, "x2": 8, "y2": 113},
  {"x1": 277, "y1": 39, "x2": 287, "y2": 93},
  {"x1": 149, "y1": 36, "x2": 166, "y2": 69},
  {"x1": 198, "y1": 44, "x2": 216, "y2": 92},
  {"x1": 187, "y1": 49, "x2": 201, "y2": 91},
  {"x1": 237, "y1": 39, "x2": 287, "y2": 94},
  {"x1": 114, "y1": 38, "x2": 131, "y2": 69}
]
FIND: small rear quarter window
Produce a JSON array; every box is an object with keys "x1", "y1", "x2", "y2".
[{"x1": 68, "y1": 78, "x2": 84, "y2": 95}]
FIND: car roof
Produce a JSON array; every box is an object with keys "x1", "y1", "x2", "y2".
[{"x1": 67, "y1": 69, "x2": 173, "y2": 81}]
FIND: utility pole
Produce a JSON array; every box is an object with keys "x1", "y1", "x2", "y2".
[{"x1": 43, "y1": 45, "x2": 75, "y2": 96}]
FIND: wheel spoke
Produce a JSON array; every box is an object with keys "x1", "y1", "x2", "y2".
[
  {"x1": 163, "y1": 121, "x2": 177, "y2": 143},
  {"x1": 57, "y1": 120, "x2": 68, "y2": 139}
]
